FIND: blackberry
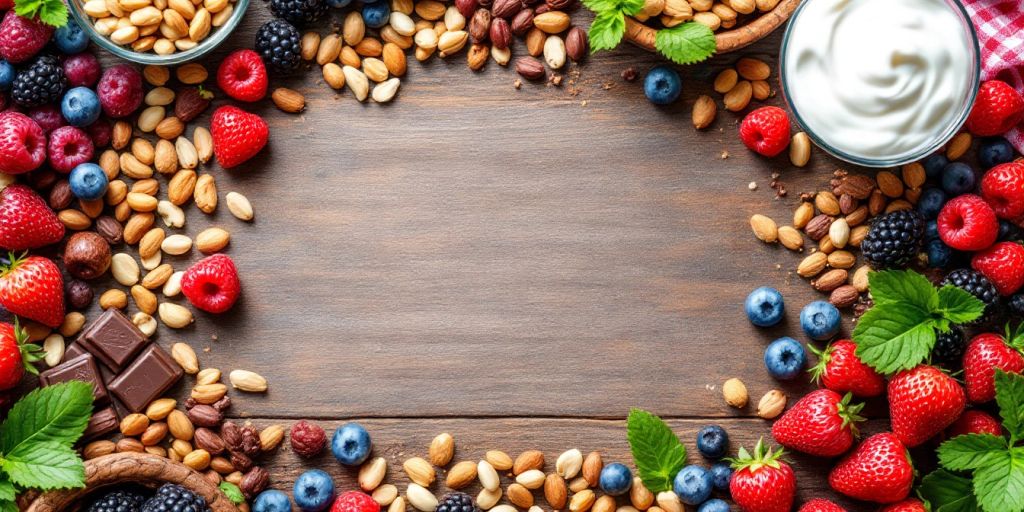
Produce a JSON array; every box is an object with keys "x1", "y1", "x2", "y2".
[
  {"x1": 255, "y1": 20, "x2": 302, "y2": 74},
  {"x1": 140, "y1": 484, "x2": 210, "y2": 512},
  {"x1": 932, "y1": 325, "x2": 965, "y2": 366},
  {"x1": 11, "y1": 55, "x2": 66, "y2": 108},
  {"x1": 943, "y1": 269, "x2": 1002, "y2": 324},
  {"x1": 436, "y1": 493, "x2": 480, "y2": 512},
  {"x1": 269, "y1": 0, "x2": 327, "y2": 26},
  {"x1": 1010, "y1": 294, "x2": 1024, "y2": 319},
  {"x1": 861, "y1": 210, "x2": 925, "y2": 269},
  {"x1": 87, "y1": 487, "x2": 149, "y2": 512}
]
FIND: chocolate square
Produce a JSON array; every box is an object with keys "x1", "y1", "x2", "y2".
[
  {"x1": 78, "y1": 309, "x2": 148, "y2": 372},
  {"x1": 108, "y1": 344, "x2": 183, "y2": 413},
  {"x1": 82, "y1": 406, "x2": 118, "y2": 440},
  {"x1": 39, "y1": 353, "x2": 109, "y2": 405},
  {"x1": 62, "y1": 342, "x2": 85, "y2": 363}
]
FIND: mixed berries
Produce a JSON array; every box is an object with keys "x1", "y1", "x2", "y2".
[{"x1": 739, "y1": 106, "x2": 791, "y2": 158}]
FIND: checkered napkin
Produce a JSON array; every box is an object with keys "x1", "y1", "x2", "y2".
[{"x1": 962, "y1": 0, "x2": 1024, "y2": 150}]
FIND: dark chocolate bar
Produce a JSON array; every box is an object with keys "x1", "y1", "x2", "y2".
[
  {"x1": 39, "y1": 353, "x2": 109, "y2": 404},
  {"x1": 83, "y1": 406, "x2": 118, "y2": 440},
  {"x1": 78, "y1": 309, "x2": 149, "y2": 372},
  {"x1": 108, "y1": 344, "x2": 183, "y2": 412}
]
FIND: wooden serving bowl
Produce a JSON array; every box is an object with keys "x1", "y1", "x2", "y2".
[
  {"x1": 24, "y1": 453, "x2": 237, "y2": 512},
  {"x1": 624, "y1": 0, "x2": 802, "y2": 54}
]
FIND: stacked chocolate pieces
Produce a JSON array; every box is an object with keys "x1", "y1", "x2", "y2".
[{"x1": 39, "y1": 309, "x2": 183, "y2": 439}]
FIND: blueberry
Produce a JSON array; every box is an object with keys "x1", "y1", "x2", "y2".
[
  {"x1": 598, "y1": 463, "x2": 632, "y2": 496},
  {"x1": 293, "y1": 470, "x2": 335, "y2": 512},
  {"x1": 672, "y1": 465, "x2": 712, "y2": 505},
  {"x1": 695, "y1": 425, "x2": 729, "y2": 459},
  {"x1": 54, "y1": 20, "x2": 90, "y2": 55},
  {"x1": 764, "y1": 337, "x2": 807, "y2": 380},
  {"x1": 361, "y1": 1, "x2": 391, "y2": 28},
  {"x1": 643, "y1": 65, "x2": 681, "y2": 105},
  {"x1": 327, "y1": 0, "x2": 351, "y2": 7},
  {"x1": 999, "y1": 220, "x2": 1023, "y2": 242},
  {"x1": 925, "y1": 220, "x2": 940, "y2": 241},
  {"x1": 697, "y1": 499, "x2": 730, "y2": 512},
  {"x1": 744, "y1": 286, "x2": 784, "y2": 327},
  {"x1": 800, "y1": 300, "x2": 841, "y2": 341},
  {"x1": 941, "y1": 162, "x2": 976, "y2": 196},
  {"x1": 253, "y1": 490, "x2": 292, "y2": 512},
  {"x1": 708, "y1": 462, "x2": 731, "y2": 491},
  {"x1": 926, "y1": 239, "x2": 952, "y2": 268},
  {"x1": 61, "y1": 87, "x2": 101, "y2": 127},
  {"x1": 69, "y1": 163, "x2": 108, "y2": 201},
  {"x1": 916, "y1": 187, "x2": 946, "y2": 219},
  {"x1": 978, "y1": 137, "x2": 1014, "y2": 169},
  {"x1": 331, "y1": 422, "x2": 372, "y2": 466},
  {"x1": 0, "y1": 60, "x2": 14, "y2": 92},
  {"x1": 923, "y1": 153, "x2": 949, "y2": 180}
]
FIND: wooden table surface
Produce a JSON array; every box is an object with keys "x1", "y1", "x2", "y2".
[{"x1": 79, "y1": 7, "x2": 893, "y2": 509}]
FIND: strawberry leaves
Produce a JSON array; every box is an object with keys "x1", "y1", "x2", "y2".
[
  {"x1": 583, "y1": 0, "x2": 715, "y2": 64},
  {"x1": 13, "y1": 0, "x2": 68, "y2": 27},
  {"x1": 626, "y1": 409, "x2": 686, "y2": 493}
]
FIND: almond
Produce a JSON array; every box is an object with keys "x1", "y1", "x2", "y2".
[
  {"x1": 373, "y1": 485, "x2": 399, "y2": 506},
  {"x1": 827, "y1": 250, "x2": 856, "y2": 269},
  {"x1": 756, "y1": 390, "x2": 786, "y2": 419},
  {"x1": 195, "y1": 227, "x2": 230, "y2": 254},
  {"x1": 777, "y1": 226, "x2": 803, "y2": 251},
  {"x1": 513, "y1": 450, "x2": 544, "y2": 475},
  {"x1": 131, "y1": 285, "x2": 158, "y2": 315},
  {"x1": 789, "y1": 132, "x2": 810, "y2": 167},
  {"x1": 797, "y1": 251, "x2": 828, "y2": 278},
  {"x1": 532, "y1": 11, "x2": 569, "y2": 33},
  {"x1": 403, "y1": 457, "x2": 435, "y2": 487},
  {"x1": 712, "y1": 69, "x2": 737, "y2": 94},
  {"x1": 829, "y1": 218, "x2": 850, "y2": 248},
  {"x1": 629, "y1": 477, "x2": 654, "y2": 510},
  {"x1": 852, "y1": 265, "x2": 871, "y2": 292},
  {"x1": 569, "y1": 490, "x2": 595, "y2": 512},
  {"x1": 229, "y1": 369, "x2": 268, "y2": 392},
  {"x1": 225, "y1": 192, "x2": 253, "y2": 221},
  {"x1": 515, "y1": 469, "x2": 545, "y2": 489},
  {"x1": 544, "y1": 474, "x2": 567, "y2": 509},
  {"x1": 507, "y1": 484, "x2": 533, "y2": 509},
  {"x1": 836, "y1": 174, "x2": 876, "y2": 200},
  {"x1": 812, "y1": 269, "x2": 848, "y2": 292},
  {"x1": 478, "y1": 460, "x2": 500, "y2": 491},
  {"x1": 736, "y1": 57, "x2": 770, "y2": 81},
  {"x1": 691, "y1": 95, "x2": 716, "y2": 130},
  {"x1": 446, "y1": 461, "x2": 478, "y2": 489},
  {"x1": 555, "y1": 449, "x2": 583, "y2": 479},
  {"x1": 593, "y1": 495, "x2": 615, "y2": 512},
  {"x1": 168, "y1": 170, "x2": 197, "y2": 205},
  {"x1": 829, "y1": 285, "x2": 860, "y2": 308},
  {"x1": 429, "y1": 433, "x2": 454, "y2": 466},
  {"x1": 901, "y1": 162, "x2": 926, "y2": 189},
  {"x1": 723, "y1": 80, "x2": 752, "y2": 112},
  {"x1": 194, "y1": 174, "x2": 217, "y2": 213},
  {"x1": 722, "y1": 377, "x2": 748, "y2": 408},
  {"x1": 875, "y1": 170, "x2": 904, "y2": 198},
  {"x1": 815, "y1": 191, "x2": 841, "y2": 216},
  {"x1": 946, "y1": 132, "x2": 971, "y2": 160},
  {"x1": 485, "y1": 450, "x2": 514, "y2": 471},
  {"x1": 270, "y1": 87, "x2": 305, "y2": 113},
  {"x1": 146, "y1": 398, "x2": 177, "y2": 420},
  {"x1": 749, "y1": 214, "x2": 778, "y2": 243},
  {"x1": 582, "y1": 451, "x2": 602, "y2": 487},
  {"x1": 171, "y1": 342, "x2": 200, "y2": 374}
]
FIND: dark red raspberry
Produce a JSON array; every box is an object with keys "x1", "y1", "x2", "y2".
[
  {"x1": 85, "y1": 118, "x2": 112, "y2": 148},
  {"x1": 28, "y1": 104, "x2": 65, "y2": 134},
  {"x1": 63, "y1": 53, "x2": 102, "y2": 88},
  {"x1": 331, "y1": 492, "x2": 380, "y2": 512},
  {"x1": 47, "y1": 126, "x2": 94, "y2": 173},
  {"x1": 97, "y1": 64, "x2": 143, "y2": 118},
  {"x1": 290, "y1": 420, "x2": 327, "y2": 457}
]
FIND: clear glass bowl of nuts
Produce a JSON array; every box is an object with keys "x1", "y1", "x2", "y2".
[{"x1": 68, "y1": 0, "x2": 250, "y2": 65}]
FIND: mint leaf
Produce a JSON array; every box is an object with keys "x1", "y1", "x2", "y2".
[
  {"x1": 869, "y1": 270, "x2": 938, "y2": 309},
  {"x1": 1, "y1": 441, "x2": 84, "y2": 491},
  {"x1": 919, "y1": 469, "x2": 980, "y2": 512},
  {"x1": 939, "y1": 434, "x2": 1008, "y2": 471},
  {"x1": 0, "y1": 501, "x2": 16, "y2": 512},
  {"x1": 0, "y1": 476, "x2": 14, "y2": 502},
  {"x1": 853, "y1": 304, "x2": 936, "y2": 374},
  {"x1": 13, "y1": 0, "x2": 67, "y2": 26},
  {"x1": 973, "y1": 448, "x2": 1024, "y2": 512},
  {"x1": 0, "y1": 381, "x2": 93, "y2": 454},
  {"x1": 626, "y1": 409, "x2": 686, "y2": 493},
  {"x1": 654, "y1": 23, "x2": 715, "y2": 65},
  {"x1": 580, "y1": 0, "x2": 616, "y2": 13},
  {"x1": 588, "y1": 10, "x2": 625, "y2": 53},
  {"x1": 616, "y1": 0, "x2": 644, "y2": 16},
  {"x1": 937, "y1": 285, "x2": 986, "y2": 325},
  {"x1": 996, "y1": 370, "x2": 1024, "y2": 441}
]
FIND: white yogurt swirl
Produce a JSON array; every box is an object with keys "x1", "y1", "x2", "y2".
[{"x1": 782, "y1": 0, "x2": 975, "y2": 163}]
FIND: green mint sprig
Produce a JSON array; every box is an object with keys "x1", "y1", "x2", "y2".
[
  {"x1": 13, "y1": 0, "x2": 68, "y2": 28},
  {"x1": 852, "y1": 270, "x2": 984, "y2": 375},
  {"x1": 654, "y1": 23, "x2": 715, "y2": 65},
  {"x1": 582, "y1": 0, "x2": 715, "y2": 64},
  {"x1": 0, "y1": 381, "x2": 93, "y2": 510},
  {"x1": 626, "y1": 409, "x2": 685, "y2": 493},
  {"x1": 920, "y1": 371, "x2": 1024, "y2": 512}
]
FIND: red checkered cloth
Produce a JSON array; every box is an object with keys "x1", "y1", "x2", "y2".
[{"x1": 963, "y1": 0, "x2": 1024, "y2": 150}]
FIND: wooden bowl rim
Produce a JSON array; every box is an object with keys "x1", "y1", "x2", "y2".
[
  {"x1": 624, "y1": 0, "x2": 802, "y2": 54},
  {"x1": 24, "y1": 453, "x2": 237, "y2": 512}
]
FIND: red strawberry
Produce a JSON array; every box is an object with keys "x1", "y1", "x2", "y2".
[
  {"x1": 829, "y1": 433, "x2": 913, "y2": 504},
  {"x1": 947, "y1": 409, "x2": 1002, "y2": 437},
  {"x1": 0, "y1": 254, "x2": 64, "y2": 328},
  {"x1": 938, "y1": 194, "x2": 1000, "y2": 251},
  {"x1": 772, "y1": 389, "x2": 864, "y2": 457},
  {"x1": 981, "y1": 161, "x2": 1024, "y2": 219},
  {"x1": 797, "y1": 499, "x2": 845, "y2": 512},
  {"x1": 888, "y1": 364, "x2": 965, "y2": 447},
  {"x1": 739, "y1": 106, "x2": 791, "y2": 157},
  {"x1": 210, "y1": 106, "x2": 268, "y2": 169},
  {"x1": 0, "y1": 112, "x2": 47, "y2": 175},
  {"x1": 217, "y1": 50, "x2": 268, "y2": 103},
  {"x1": 966, "y1": 80, "x2": 1024, "y2": 136},
  {"x1": 809, "y1": 340, "x2": 885, "y2": 398},
  {"x1": 181, "y1": 254, "x2": 241, "y2": 314},
  {"x1": 972, "y1": 241, "x2": 1024, "y2": 296},
  {"x1": 331, "y1": 491, "x2": 379, "y2": 512},
  {"x1": 729, "y1": 439, "x2": 796, "y2": 512},
  {"x1": 963, "y1": 329, "x2": 1024, "y2": 403},
  {"x1": 0, "y1": 11, "x2": 53, "y2": 64},
  {"x1": 879, "y1": 499, "x2": 927, "y2": 512},
  {"x1": 0, "y1": 184, "x2": 64, "y2": 250},
  {"x1": 0, "y1": 321, "x2": 42, "y2": 390}
]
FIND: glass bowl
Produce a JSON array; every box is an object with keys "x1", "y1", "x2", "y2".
[
  {"x1": 779, "y1": 0, "x2": 980, "y2": 168},
  {"x1": 68, "y1": 0, "x2": 250, "y2": 66}
]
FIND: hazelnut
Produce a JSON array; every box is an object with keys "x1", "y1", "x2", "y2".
[
  {"x1": 65, "y1": 279, "x2": 94, "y2": 310},
  {"x1": 63, "y1": 232, "x2": 111, "y2": 280}
]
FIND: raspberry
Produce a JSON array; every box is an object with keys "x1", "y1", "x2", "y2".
[
  {"x1": 331, "y1": 492, "x2": 379, "y2": 512},
  {"x1": 0, "y1": 112, "x2": 47, "y2": 174},
  {"x1": 938, "y1": 194, "x2": 1000, "y2": 251},
  {"x1": 28, "y1": 104, "x2": 66, "y2": 134},
  {"x1": 290, "y1": 420, "x2": 327, "y2": 457},
  {"x1": 97, "y1": 64, "x2": 143, "y2": 118},
  {"x1": 0, "y1": 12, "x2": 53, "y2": 64},
  {"x1": 63, "y1": 53, "x2": 102, "y2": 88},
  {"x1": 85, "y1": 118, "x2": 112, "y2": 148},
  {"x1": 180, "y1": 254, "x2": 241, "y2": 313},
  {"x1": 966, "y1": 80, "x2": 1024, "y2": 137},
  {"x1": 739, "y1": 106, "x2": 791, "y2": 157},
  {"x1": 47, "y1": 126, "x2": 94, "y2": 173},
  {"x1": 217, "y1": 50, "x2": 268, "y2": 102},
  {"x1": 971, "y1": 241, "x2": 1024, "y2": 296},
  {"x1": 981, "y1": 161, "x2": 1024, "y2": 220}
]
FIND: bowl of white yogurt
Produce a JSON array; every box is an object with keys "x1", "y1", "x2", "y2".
[{"x1": 779, "y1": 0, "x2": 980, "y2": 167}]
